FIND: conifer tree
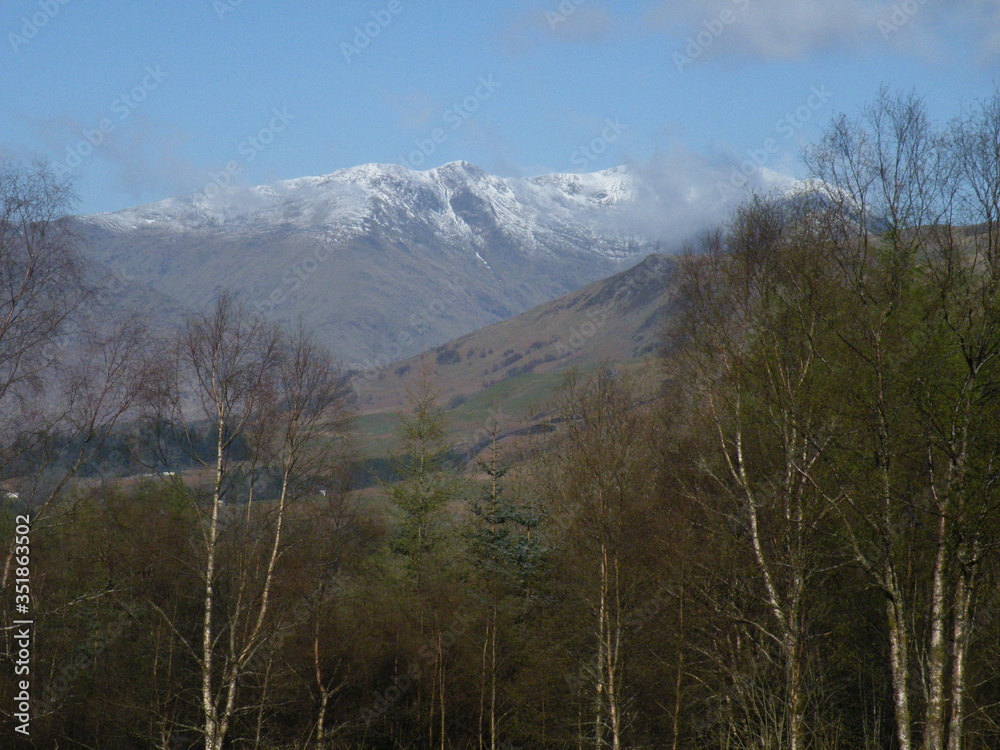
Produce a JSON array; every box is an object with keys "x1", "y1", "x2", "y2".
[
  {"x1": 386, "y1": 368, "x2": 456, "y2": 581},
  {"x1": 466, "y1": 420, "x2": 545, "y2": 750}
]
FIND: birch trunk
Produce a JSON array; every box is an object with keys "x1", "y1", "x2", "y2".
[
  {"x1": 201, "y1": 413, "x2": 225, "y2": 750},
  {"x1": 923, "y1": 512, "x2": 951, "y2": 750},
  {"x1": 439, "y1": 630, "x2": 446, "y2": 750},
  {"x1": 314, "y1": 624, "x2": 328, "y2": 750},
  {"x1": 886, "y1": 574, "x2": 914, "y2": 750},
  {"x1": 671, "y1": 585, "x2": 684, "y2": 750},
  {"x1": 595, "y1": 538, "x2": 607, "y2": 750},
  {"x1": 947, "y1": 555, "x2": 975, "y2": 750}
]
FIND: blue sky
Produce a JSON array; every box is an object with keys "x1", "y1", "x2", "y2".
[{"x1": 2, "y1": 0, "x2": 997, "y2": 215}]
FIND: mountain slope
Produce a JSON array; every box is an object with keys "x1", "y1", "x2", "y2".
[
  {"x1": 73, "y1": 162, "x2": 669, "y2": 367},
  {"x1": 353, "y1": 252, "x2": 678, "y2": 414}
]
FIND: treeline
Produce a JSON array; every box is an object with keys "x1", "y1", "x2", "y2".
[{"x1": 2, "y1": 89, "x2": 1000, "y2": 749}]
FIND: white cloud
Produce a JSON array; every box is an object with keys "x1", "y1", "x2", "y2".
[
  {"x1": 650, "y1": 0, "x2": 898, "y2": 60},
  {"x1": 602, "y1": 147, "x2": 801, "y2": 244},
  {"x1": 29, "y1": 111, "x2": 199, "y2": 200},
  {"x1": 501, "y1": 2, "x2": 615, "y2": 54},
  {"x1": 644, "y1": 0, "x2": 965, "y2": 61},
  {"x1": 502, "y1": 0, "x2": 1000, "y2": 62}
]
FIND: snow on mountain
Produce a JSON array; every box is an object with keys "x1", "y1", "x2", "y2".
[
  {"x1": 71, "y1": 161, "x2": 724, "y2": 366},
  {"x1": 85, "y1": 161, "x2": 645, "y2": 255}
]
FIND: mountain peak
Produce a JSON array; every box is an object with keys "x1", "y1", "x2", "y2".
[
  {"x1": 81, "y1": 161, "x2": 646, "y2": 235},
  {"x1": 430, "y1": 159, "x2": 481, "y2": 174}
]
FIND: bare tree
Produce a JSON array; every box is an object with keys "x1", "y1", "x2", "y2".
[
  {"x1": 0, "y1": 163, "x2": 160, "y2": 739},
  {"x1": 152, "y1": 293, "x2": 279, "y2": 750},
  {"x1": 537, "y1": 367, "x2": 658, "y2": 750},
  {"x1": 237, "y1": 319, "x2": 353, "y2": 746},
  {"x1": 0, "y1": 160, "x2": 150, "y2": 559},
  {"x1": 0, "y1": 161, "x2": 82, "y2": 416},
  {"x1": 149, "y1": 295, "x2": 354, "y2": 750}
]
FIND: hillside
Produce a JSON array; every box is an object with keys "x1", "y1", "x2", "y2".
[{"x1": 352, "y1": 253, "x2": 678, "y2": 443}]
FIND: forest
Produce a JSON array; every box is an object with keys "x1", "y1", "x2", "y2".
[{"x1": 1, "y1": 89, "x2": 1000, "y2": 749}]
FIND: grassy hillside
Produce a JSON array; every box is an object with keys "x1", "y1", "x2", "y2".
[{"x1": 352, "y1": 253, "x2": 677, "y2": 421}]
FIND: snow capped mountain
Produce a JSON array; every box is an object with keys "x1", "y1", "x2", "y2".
[
  {"x1": 86, "y1": 161, "x2": 645, "y2": 255},
  {"x1": 73, "y1": 161, "x2": 676, "y2": 367}
]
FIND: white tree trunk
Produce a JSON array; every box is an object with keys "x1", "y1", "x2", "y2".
[
  {"x1": 886, "y1": 573, "x2": 914, "y2": 750},
  {"x1": 201, "y1": 414, "x2": 226, "y2": 750},
  {"x1": 923, "y1": 513, "x2": 951, "y2": 750}
]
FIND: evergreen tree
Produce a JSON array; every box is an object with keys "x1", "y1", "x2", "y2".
[
  {"x1": 386, "y1": 369, "x2": 456, "y2": 580},
  {"x1": 466, "y1": 420, "x2": 545, "y2": 750}
]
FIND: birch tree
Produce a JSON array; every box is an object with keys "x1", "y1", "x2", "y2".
[
  {"x1": 671, "y1": 195, "x2": 842, "y2": 750},
  {"x1": 802, "y1": 88, "x2": 1000, "y2": 750},
  {"x1": 538, "y1": 367, "x2": 658, "y2": 750},
  {"x1": 152, "y1": 295, "x2": 352, "y2": 750}
]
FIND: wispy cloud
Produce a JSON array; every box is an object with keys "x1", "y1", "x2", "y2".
[
  {"x1": 98, "y1": 115, "x2": 198, "y2": 198},
  {"x1": 958, "y1": 0, "x2": 1000, "y2": 62},
  {"x1": 28, "y1": 111, "x2": 199, "y2": 200},
  {"x1": 647, "y1": 0, "x2": 1000, "y2": 63},
  {"x1": 649, "y1": 0, "x2": 902, "y2": 60},
  {"x1": 594, "y1": 146, "x2": 799, "y2": 245},
  {"x1": 501, "y1": 2, "x2": 615, "y2": 54},
  {"x1": 501, "y1": 1, "x2": 980, "y2": 62}
]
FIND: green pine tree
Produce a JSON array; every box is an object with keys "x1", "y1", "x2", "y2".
[{"x1": 386, "y1": 370, "x2": 457, "y2": 583}]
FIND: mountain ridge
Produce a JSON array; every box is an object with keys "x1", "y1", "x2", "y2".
[{"x1": 72, "y1": 161, "x2": 674, "y2": 366}]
